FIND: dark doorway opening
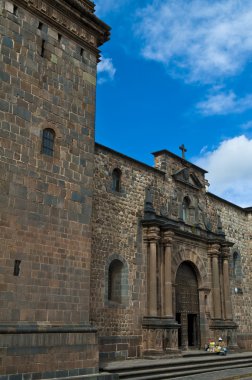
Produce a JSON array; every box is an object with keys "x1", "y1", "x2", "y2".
[
  {"x1": 188, "y1": 313, "x2": 198, "y2": 347},
  {"x1": 175, "y1": 261, "x2": 200, "y2": 349}
]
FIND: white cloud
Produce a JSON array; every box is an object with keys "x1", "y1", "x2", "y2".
[
  {"x1": 196, "y1": 91, "x2": 252, "y2": 116},
  {"x1": 195, "y1": 135, "x2": 252, "y2": 207},
  {"x1": 136, "y1": 0, "x2": 252, "y2": 83},
  {"x1": 97, "y1": 56, "x2": 116, "y2": 84}
]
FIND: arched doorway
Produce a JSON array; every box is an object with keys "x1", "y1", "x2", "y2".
[{"x1": 175, "y1": 261, "x2": 200, "y2": 349}]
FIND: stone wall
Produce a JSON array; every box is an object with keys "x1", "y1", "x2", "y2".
[
  {"x1": 0, "y1": 0, "x2": 110, "y2": 376},
  {"x1": 91, "y1": 145, "x2": 210, "y2": 359},
  {"x1": 1, "y1": 0, "x2": 251, "y2": 371},
  {"x1": 0, "y1": 327, "x2": 99, "y2": 378},
  {"x1": 207, "y1": 194, "x2": 252, "y2": 349},
  {"x1": 91, "y1": 144, "x2": 252, "y2": 358},
  {"x1": 91, "y1": 144, "x2": 167, "y2": 360}
]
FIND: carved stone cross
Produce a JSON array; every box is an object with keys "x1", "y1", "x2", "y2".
[{"x1": 179, "y1": 144, "x2": 187, "y2": 159}]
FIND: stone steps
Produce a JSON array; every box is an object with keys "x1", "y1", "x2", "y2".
[{"x1": 101, "y1": 352, "x2": 252, "y2": 380}]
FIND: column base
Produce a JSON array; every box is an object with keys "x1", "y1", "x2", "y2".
[
  {"x1": 209, "y1": 319, "x2": 239, "y2": 350},
  {"x1": 142, "y1": 317, "x2": 180, "y2": 353},
  {"x1": 142, "y1": 349, "x2": 181, "y2": 359}
]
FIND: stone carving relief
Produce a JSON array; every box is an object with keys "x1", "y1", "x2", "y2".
[
  {"x1": 197, "y1": 200, "x2": 212, "y2": 231},
  {"x1": 216, "y1": 214, "x2": 225, "y2": 236},
  {"x1": 159, "y1": 194, "x2": 214, "y2": 232},
  {"x1": 182, "y1": 168, "x2": 190, "y2": 182},
  {"x1": 173, "y1": 168, "x2": 203, "y2": 189},
  {"x1": 160, "y1": 200, "x2": 170, "y2": 217}
]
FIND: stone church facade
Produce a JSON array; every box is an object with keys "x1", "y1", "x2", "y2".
[
  {"x1": 0, "y1": 0, "x2": 251, "y2": 379},
  {"x1": 91, "y1": 144, "x2": 252, "y2": 362}
]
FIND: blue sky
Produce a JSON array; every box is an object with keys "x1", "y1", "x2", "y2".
[{"x1": 95, "y1": 0, "x2": 252, "y2": 207}]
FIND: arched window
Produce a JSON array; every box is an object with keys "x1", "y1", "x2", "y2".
[
  {"x1": 182, "y1": 196, "x2": 190, "y2": 222},
  {"x1": 108, "y1": 259, "x2": 124, "y2": 303},
  {"x1": 42, "y1": 128, "x2": 55, "y2": 156},
  {"x1": 233, "y1": 252, "x2": 242, "y2": 279},
  {"x1": 112, "y1": 168, "x2": 121, "y2": 192}
]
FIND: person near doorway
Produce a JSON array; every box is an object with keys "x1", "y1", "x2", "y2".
[{"x1": 215, "y1": 337, "x2": 227, "y2": 355}]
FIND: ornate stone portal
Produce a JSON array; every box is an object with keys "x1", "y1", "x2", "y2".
[{"x1": 142, "y1": 190, "x2": 238, "y2": 355}]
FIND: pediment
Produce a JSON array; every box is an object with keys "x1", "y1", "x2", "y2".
[{"x1": 172, "y1": 168, "x2": 203, "y2": 189}]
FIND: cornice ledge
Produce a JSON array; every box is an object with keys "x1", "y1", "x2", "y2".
[
  {"x1": 0, "y1": 323, "x2": 97, "y2": 334},
  {"x1": 13, "y1": 0, "x2": 110, "y2": 52},
  {"x1": 210, "y1": 319, "x2": 238, "y2": 330},
  {"x1": 63, "y1": 0, "x2": 95, "y2": 14},
  {"x1": 142, "y1": 317, "x2": 179, "y2": 329},
  {"x1": 62, "y1": 0, "x2": 111, "y2": 45}
]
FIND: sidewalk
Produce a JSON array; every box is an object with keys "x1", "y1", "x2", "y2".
[
  {"x1": 101, "y1": 351, "x2": 252, "y2": 380},
  {"x1": 102, "y1": 351, "x2": 252, "y2": 371}
]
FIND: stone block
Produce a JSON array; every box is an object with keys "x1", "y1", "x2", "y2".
[
  {"x1": 13, "y1": 105, "x2": 31, "y2": 122},
  {"x1": 71, "y1": 192, "x2": 85, "y2": 203},
  {"x1": 0, "y1": 99, "x2": 10, "y2": 112},
  {"x1": 4, "y1": 1, "x2": 13, "y2": 12},
  {"x1": 2, "y1": 36, "x2": 13, "y2": 48},
  {"x1": 0, "y1": 71, "x2": 10, "y2": 83}
]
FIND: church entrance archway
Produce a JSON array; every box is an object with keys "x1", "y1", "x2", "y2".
[{"x1": 175, "y1": 261, "x2": 200, "y2": 349}]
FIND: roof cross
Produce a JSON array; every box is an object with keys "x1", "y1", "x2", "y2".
[{"x1": 179, "y1": 144, "x2": 187, "y2": 159}]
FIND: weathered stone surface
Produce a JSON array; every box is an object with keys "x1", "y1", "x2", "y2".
[
  {"x1": 91, "y1": 145, "x2": 252, "y2": 359},
  {"x1": 0, "y1": 0, "x2": 110, "y2": 377},
  {"x1": 1, "y1": 0, "x2": 251, "y2": 376}
]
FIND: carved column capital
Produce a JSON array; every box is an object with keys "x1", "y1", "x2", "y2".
[
  {"x1": 208, "y1": 243, "x2": 220, "y2": 257},
  {"x1": 148, "y1": 226, "x2": 160, "y2": 242},
  {"x1": 221, "y1": 245, "x2": 231, "y2": 259},
  {"x1": 163, "y1": 230, "x2": 174, "y2": 247},
  {"x1": 143, "y1": 227, "x2": 149, "y2": 243}
]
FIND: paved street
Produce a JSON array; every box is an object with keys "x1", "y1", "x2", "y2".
[{"x1": 170, "y1": 366, "x2": 252, "y2": 380}]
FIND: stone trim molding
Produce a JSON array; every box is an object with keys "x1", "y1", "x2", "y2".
[
  {"x1": 172, "y1": 248, "x2": 208, "y2": 288},
  {"x1": 0, "y1": 323, "x2": 97, "y2": 333}
]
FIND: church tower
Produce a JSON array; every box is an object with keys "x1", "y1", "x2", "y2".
[{"x1": 0, "y1": 0, "x2": 110, "y2": 378}]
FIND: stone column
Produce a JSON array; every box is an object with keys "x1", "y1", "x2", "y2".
[
  {"x1": 148, "y1": 227, "x2": 160, "y2": 317},
  {"x1": 209, "y1": 244, "x2": 222, "y2": 319},
  {"x1": 219, "y1": 257, "x2": 225, "y2": 319},
  {"x1": 198, "y1": 288, "x2": 210, "y2": 349},
  {"x1": 143, "y1": 227, "x2": 150, "y2": 315},
  {"x1": 222, "y1": 246, "x2": 233, "y2": 320},
  {"x1": 163, "y1": 231, "x2": 174, "y2": 318}
]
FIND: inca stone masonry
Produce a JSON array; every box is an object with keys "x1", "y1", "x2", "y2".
[{"x1": 0, "y1": 1, "x2": 251, "y2": 379}]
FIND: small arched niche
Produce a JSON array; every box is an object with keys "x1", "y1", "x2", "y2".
[{"x1": 112, "y1": 168, "x2": 122, "y2": 192}]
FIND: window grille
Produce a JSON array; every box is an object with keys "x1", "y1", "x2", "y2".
[
  {"x1": 42, "y1": 128, "x2": 55, "y2": 156},
  {"x1": 112, "y1": 168, "x2": 122, "y2": 192}
]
